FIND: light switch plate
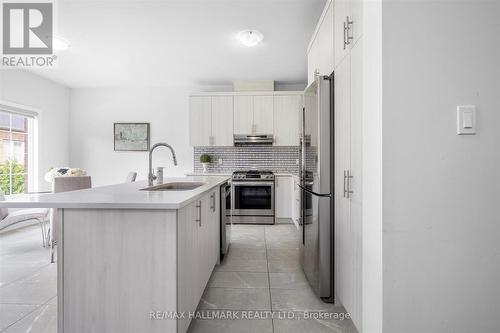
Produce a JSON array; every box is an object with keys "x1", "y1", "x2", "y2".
[{"x1": 457, "y1": 105, "x2": 476, "y2": 135}]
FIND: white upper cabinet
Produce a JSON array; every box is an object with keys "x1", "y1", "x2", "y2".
[
  {"x1": 316, "y1": 1, "x2": 334, "y2": 75},
  {"x1": 190, "y1": 92, "x2": 302, "y2": 146},
  {"x1": 189, "y1": 96, "x2": 233, "y2": 147},
  {"x1": 211, "y1": 96, "x2": 233, "y2": 146},
  {"x1": 307, "y1": 0, "x2": 334, "y2": 85},
  {"x1": 274, "y1": 95, "x2": 301, "y2": 146},
  {"x1": 234, "y1": 95, "x2": 274, "y2": 135},
  {"x1": 189, "y1": 97, "x2": 211, "y2": 146},
  {"x1": 234, "y1": 96, "x2": 254, "y2": 135},
  {"x1": 253, "y1": 96, "x2": 274, "y2": 134},
  {"x1": 334, "y1": 0, "x2": 349, "y2": 68},
  {"x1": 334, "y1": 0, "x2": 362, "y2": 69},
  {"x1": 307, "y1": 36, "x2": 321, "y2": 86},
  {"x1": 350, "y1": 0, "x2": 363, "y2": 45}
]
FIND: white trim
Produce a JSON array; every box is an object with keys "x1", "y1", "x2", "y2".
[
  {"x1": 307, "y1": 0, "x2": 333, "y2": 54},
  {"x1": 0, "y1": 101, "x2": 40, "y2": 193},
  {"x1": 0, "y1": 100, "x2": 40, "y2": 118}
]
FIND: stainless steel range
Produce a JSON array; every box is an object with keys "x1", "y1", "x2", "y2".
[{"x1": 231, "y1": 170, "x2": 275, "y2": 225}]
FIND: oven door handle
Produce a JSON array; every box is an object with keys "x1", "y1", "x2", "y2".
[{"x1": 232, "y1": 181, "x2": 275, "y2": 186}]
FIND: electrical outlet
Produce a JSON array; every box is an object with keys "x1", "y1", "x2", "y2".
[{"x1": 218, "y1": 158, "x2": 223, "y2": 165}]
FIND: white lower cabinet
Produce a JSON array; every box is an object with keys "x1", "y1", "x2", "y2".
[
  {"x1": 276, "y1": 175, "x2": 302, "y2": 225},
  {"x1": 177, "y1": 189, "x2": 220, "y2": 333},
  {"x1": 275, "y1": 176, "x2": 293, "y2": 219}
]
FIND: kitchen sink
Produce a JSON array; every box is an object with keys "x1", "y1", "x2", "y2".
[{"x1": 140, "y1": 182, "x2": 205, "y2": 191}]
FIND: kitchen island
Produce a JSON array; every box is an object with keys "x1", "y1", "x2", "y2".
[{"x1": 0, "y1": 176, "x2": 229, "y2": 333}]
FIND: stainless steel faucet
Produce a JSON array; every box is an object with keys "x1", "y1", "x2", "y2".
[{"x1": 148, "y1": 143, "x2": 178, "y2": 186}]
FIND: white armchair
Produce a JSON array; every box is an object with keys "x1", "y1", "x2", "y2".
[
  {"x1": 49, "y1": 176, "x2": 92, "y2": 263},
  {"x1": 0, "y1": 191, "x2": 50, "y2": 246}
]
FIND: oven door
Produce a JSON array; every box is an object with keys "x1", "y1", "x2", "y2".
[{"x1": 231, "y1": 181, "x2": 274, "y2": 216}]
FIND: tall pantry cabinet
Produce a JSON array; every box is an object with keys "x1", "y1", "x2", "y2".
[
  {"x1": 334, "y1": 2, "x2": 363, "y2": 331},
  {"x1": 307, "y1": 0, "x2": 363, "y2": 330}
]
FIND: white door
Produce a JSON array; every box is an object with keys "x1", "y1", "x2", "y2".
[
  {"x1": 211, "y1": 96, "x2": 233, "y2": 146},
  {"x1": 189, "y1": 97, "x2": 211, "y2": 146},
  {"x1": 307, "y1": 37, "x2": 321, "y2": 86},
  {"x1": 275, "y1": 176, "x2": 292, "y2": 219},
  {"x1": 348, "y1": 41, "x2": 362, "y2": 325},
  {"x1": 334, "y1": 54, "x2": 351, "y2": 310},
  {"x1": 253, "y1": 96, "x2": 274, "y2": 134},
  {"x1": 349, "y1": 0, "x2": 363, "y2": 44},
  {"x1": 274, "y1": 95, "x2": 301, "y2": 146},
  {"x1": 234, "y1": 96, "x2": 253, "y2": 134},
  {"x1": 334, "y1": 0, "x2": 349, "y2": 69},
  {"x1": 177, "y1": 202, "x2": 200, "y2": 333},
  {"x1": 316, "y1": 0, "x2": 335, "y2": 75},
  {"x1": 200, "y1": 195, "x2": 212, "y2": 290}
]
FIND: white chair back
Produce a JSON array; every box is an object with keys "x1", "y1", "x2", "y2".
[
  {"x1": 52, "y1": 176, "x2": 92, "y2": 194},
  {"x1": 125, "y1": 172, "x2": 137, "y2": 183}
]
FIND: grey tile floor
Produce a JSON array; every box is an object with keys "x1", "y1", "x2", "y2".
[
  {"x1": 190, "y1": 224, "x2": 357, "y2": 333},
  {"x1": 0, "y1": 223, "x2": 357, "y2": 333},
  {"x1": 0, "y1": 225, "x2": 56, "y2": 332}
]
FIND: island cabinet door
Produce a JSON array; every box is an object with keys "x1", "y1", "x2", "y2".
[
  {"x1": 199, "y1": 189, "x2": 220, "y2": 293},
  {"x1": 177, "y1": 201, "x2": 202, "y2": 333},
  {"x1": 206, "y1": 189, "x2": 220, "y2": 267}
]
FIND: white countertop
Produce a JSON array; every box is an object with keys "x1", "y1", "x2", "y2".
[{"x1": 0, "y1": 176, "x2": 230, "y2": 210}]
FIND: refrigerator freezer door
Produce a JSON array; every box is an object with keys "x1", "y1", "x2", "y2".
[{"x1": 302, "y1": 187, "x2": 332, "y2": 298}]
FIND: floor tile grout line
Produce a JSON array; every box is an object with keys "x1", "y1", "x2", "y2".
[
  {"x1": 264, "y1": 225, "x2": 275, "y2": 333},
  {"x1": 0, "y1": 261, "x2": 53, "y2": 290},
  {"x1": 0, "y1": 295, "x2": 55, "y2": 331}
]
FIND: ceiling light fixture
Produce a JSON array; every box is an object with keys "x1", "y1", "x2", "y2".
[
  {"x1": 237, "y1": 30, "x2": 264, "y2": 47},
  {"x1": 53, "y1": 36, "x2": 70, "y2": 51}
]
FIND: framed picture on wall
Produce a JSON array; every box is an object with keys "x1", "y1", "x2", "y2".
[{"x1": 114, "y1": 123, "x2": 150, "y2": 151}]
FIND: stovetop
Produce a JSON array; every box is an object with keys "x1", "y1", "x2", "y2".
[{"x1": 232, "y1": 170, "x2": 275, "y2": 180}]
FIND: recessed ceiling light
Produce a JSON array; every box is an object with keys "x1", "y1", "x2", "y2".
[
  {"x1": 53, "y1": 36, "x2": 70, "y2": 51},
  {"x1": 237, "y1": 30, "x2": 264, "y2": 47}
]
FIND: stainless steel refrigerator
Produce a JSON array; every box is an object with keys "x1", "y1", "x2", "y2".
[{"x1": 299, "y1": 73, "x2": 334, "y2": 302}]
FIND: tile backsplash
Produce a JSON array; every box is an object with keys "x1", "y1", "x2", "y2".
[{"x1": 194, "y1": 146, "x2": 300, "y2": 174}]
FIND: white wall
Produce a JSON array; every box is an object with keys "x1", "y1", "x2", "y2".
[
  {"x1": 382, "y1": 1, "x2": 500, "y2": 332},
  {"x1": 0, "y1": 70, "x2": 71, "y2": 192},
  {"x1": 69, "y1": 87, "x2": 193, "y2": 186},
  {"x1": 362, "y1": 0, "x2": 383, "y2": 332}
]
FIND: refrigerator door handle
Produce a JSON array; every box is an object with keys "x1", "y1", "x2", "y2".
[{"x1": 298, "y1": 184, "x2": 332, "y2": 198}]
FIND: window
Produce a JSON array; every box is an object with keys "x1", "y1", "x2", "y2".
[{"x1": 0, "y1": 111, "x2": 35, "y2": 195}]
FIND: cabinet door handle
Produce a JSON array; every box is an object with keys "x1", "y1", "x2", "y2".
[
  {"x1": 343, "y1": 21, "x2": 348, "y2": 50},
  {"x1": 343, "y1": 170, "x2": 347, "y2": 197},
  {"x1": 210, "y1": 192, "x2": 216, "y2": 212},
  {"x1": 344, "y1": 170, "x2": 354, "y2": 198},
  {"x1": 346, "y1": 16, "x2": 354, "y2": 47},
  {"x1": 196, "y1": 200, "x2": 202, "y2": 226}
]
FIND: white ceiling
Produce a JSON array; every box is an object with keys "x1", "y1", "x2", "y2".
[{"x1": 31, "y1": 0, "x2": 326, "y2": 88}]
